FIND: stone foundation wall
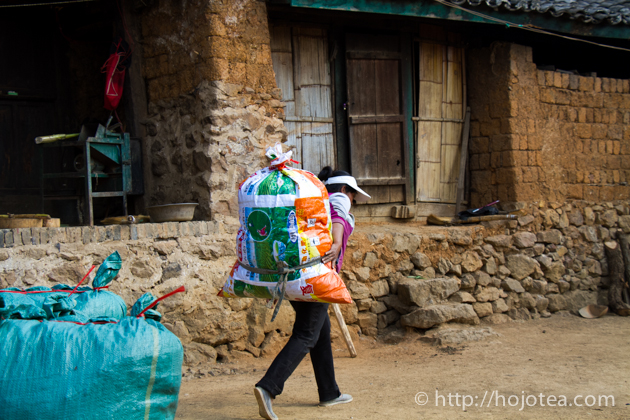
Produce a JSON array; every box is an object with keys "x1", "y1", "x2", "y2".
[
  {"x1": 1, "y1": 199, "x2": 628, "y2": 366},
  {"x1": 468, "y1": 43, "x2": 630, "y2": 207}
]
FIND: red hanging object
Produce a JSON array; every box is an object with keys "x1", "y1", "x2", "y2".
[{"x1": 102, "y1": 38, "x2": 129, "y2": 111}]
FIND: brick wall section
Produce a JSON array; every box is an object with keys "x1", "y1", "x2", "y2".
[
  {"x1": 467, "y1": 43, "x2": 630, "y2": 207},
  {"x1": 141, "y1": 0, "x2": 277, "y2": 101},
  {"x1": 137, "y1": 0, "x2": 288, "y2": 222}
]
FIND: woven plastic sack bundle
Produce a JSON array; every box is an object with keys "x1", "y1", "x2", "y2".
[
  {"x1": 218, "y1": 144, "x2": 351, "y2": 304},
  {"x1": 0, "y1": 251, "x2": 126, "y2": 320},
  {"x1": 0, "y1": 290, "x2": 184, "y2": 420}
]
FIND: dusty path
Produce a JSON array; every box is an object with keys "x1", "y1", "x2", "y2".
[{"x1": 177, "y1": 313, "x2": 630, "y2": 420}]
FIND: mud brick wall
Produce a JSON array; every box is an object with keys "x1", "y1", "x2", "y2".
[
  {"x1": 137, "y1": 0, "x2": 287, "y2": 222},
  {"x1": 2, "y1": 200, "x2": 628, "y2": 367},
  {"x1": 467, "y1": 43, "x2": 630, "y2": 208}
]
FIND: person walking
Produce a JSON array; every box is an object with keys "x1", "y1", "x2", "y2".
[{"x1": 253, "y1": 166, "x2": 371, "y2": 420}]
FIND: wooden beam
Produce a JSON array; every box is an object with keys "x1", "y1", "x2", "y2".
[{"x1": 456, "y1": 107, "x2": 471, "y2": 213}]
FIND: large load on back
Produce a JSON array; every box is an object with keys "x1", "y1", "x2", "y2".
[{"x1": 219, "y1": 145, "x2": 351, "y2": 305}]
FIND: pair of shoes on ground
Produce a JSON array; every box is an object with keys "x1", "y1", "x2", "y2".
[{"x1": 254, "y1": 386, "x2": 353, "y2": 419}]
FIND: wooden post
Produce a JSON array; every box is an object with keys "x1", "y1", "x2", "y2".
[
  {"x1": 604, "y1": 241, "x2": 630, "y2": 316},
  {"x1": 331, "y1": 303, "x2": 357, "y2": 358},
  {"x1": 455, "y1": 107, "x2": 471, "y2": 214},
  {"x1": 617, "y1": 233, "x2": 630, "y2": 305}
]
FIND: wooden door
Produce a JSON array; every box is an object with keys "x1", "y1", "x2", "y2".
[
  {"x1": 345, "y1": 33, "x2": 409, "y2": 204},
  {"x1": 270, "y1": 26, "x2": 335, "y2": 174},
  {"x1": 416, "y1": 40, "x2": 465, "y2": 203}
]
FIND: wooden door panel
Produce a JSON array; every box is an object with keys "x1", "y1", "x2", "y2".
[
  {"x1": 375, "y1": 60, "x2": 400, "y2": 116},
  {"x1": 349, "y1": 123, "x2": 378, "y2": 179},
  {"x1": 416, "y1": 40, "x2": 464, "y2": 203},
  {"x1": 376, "y1": 123, "x2": 404, "y2": 178},
  {"x1": 417, "y1": 121, "x2": 442, "y2": 162},
  {"x1": 295, "y1": 85, "x2": 332, "y2": 118},
  {"x1": 294, "y1": 35, "x2": 330, "y2": 87},
  {"x1": 347, "y1": 59, "x2": 376, "y2": 117},
  {"x1": 346, "y1": 33, "x2": 409, "y2": 205}
]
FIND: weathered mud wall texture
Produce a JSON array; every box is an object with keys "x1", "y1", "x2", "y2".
[
  {"x1": 1, "y1": 200, "x2": 628, "y2": 366},
  {"x1": 138, "y1": 0, "x2": 287, "y2": 221},
  {"x1": 467, "y1": 43, "x2": 630, "y2": 207}
]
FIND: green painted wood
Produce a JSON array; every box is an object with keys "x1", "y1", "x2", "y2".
[{"x1": 289, "y1": 0, "x2": 630, "y2": 39}]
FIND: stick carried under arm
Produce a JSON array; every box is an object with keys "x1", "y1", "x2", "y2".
[{"x1": 332, "y1": 303, "x2": 357, "y2": 358}]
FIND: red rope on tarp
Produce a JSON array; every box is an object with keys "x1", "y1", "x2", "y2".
[
  {"x1": 136, "y1": 286, "x2": 186, "y2": 318},
  {"x1": 68, "y1": 265, "x2": 96, "y2": 296}
]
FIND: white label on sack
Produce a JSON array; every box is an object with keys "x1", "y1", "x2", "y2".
[
  {"x1": 307, "y1": 218, "x2": 316, "y2": 228},
  {"x1": 310, "y1": 237, "x2": 320, "y2": 246}
]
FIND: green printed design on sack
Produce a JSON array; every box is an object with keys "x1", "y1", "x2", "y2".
[
  {"x1": 248, "y1": 210, "x2": 272, "y2": 242},
  {"x1": 233, "y1": 280, "x2": 273, "y2": 299},
  {"x1": 247, "y1": 206, "x2": 300, "y2": 282},
  {"x1": 257, "y1": 171, "x2": 296, "y2": 196}
]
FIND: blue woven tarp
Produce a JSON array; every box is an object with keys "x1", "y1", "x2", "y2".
[
  {"x1": 0, "y1": 252, "x2": 126, "y2": 320},
  {"x1": 0, "y1": 316, "x2": 183, "y2": 420}
]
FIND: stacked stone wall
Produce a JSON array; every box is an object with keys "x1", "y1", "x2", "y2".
[
  {"x1": 2, "y1": 200, "x2": 628, "y2": 365},
  {"x1": 468, "y1": 43, "x2": 630, "y2": 208}
]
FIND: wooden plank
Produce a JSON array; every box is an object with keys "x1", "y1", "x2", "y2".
[
  {"x1": 443, "y1": 121, "x2": 462, "y2": 146},
  {"x1": 418, "y1": 81, "x2": 443, "y2": 119},
  {"x1": 356, "y1": 178, "x2": 407, "y2": 186},
  {"x1": 375, "y1": 59, "x2": 400, "y2": 116},
  {"x1": 271, "y1": 51, "x2": 295, "y2": 103},
  {"x1": 284, "y1": 121, "x2": 302, "y2": 169},
  {"x1": 332, "y1": 303, "x2": 357, "y2": 358},
  {"x1": 349, "y1": 123, "x2": 377, "y2": 179},
  {"x1": 416, "y1": 121, "x2": 441, "y2": 162},
  {"x1": 456, "y1": 107, "x2": 471, "y2": 213},
  {"x1": 270, "y1": 26, "x2": 292, "y2": 52},
  {"x1": 444, "y1": 48, "x2": 463, "y2": 120},
  {"x1": 416, "y1": 161, "x2": 441, "y2": 201},
  {"x1": 440, "y1": 144, "x2": 460, "y2": 184},
  {"x1": 441, "y1": 180, "x2": 457, "y2": 203},
  {"x1": 295, "y1": 35, "x2": 329, "y2": 86},
  {"x1": 412, "y1": 117, "x2": 463, "y2": 122},
  {"x1": 376, "y1": 123, "x2": 404, "y2": 178},
  {"x1": 389, "y1": 184, "x2": 405, "y2": 203},
  {"x1": 347, "y1": 59, "x2": 376, "y2": 117},
  {"x1": 346, "y1": 51, "x2": 401, "y2": 60},
  {"x1": 401, "y1": 33, "x2": 414, "y2": 205},
  {"x1": 418, "y1": 43, "x2": 443, "y2": 83},
  {"x1": 284, "y1": 116, "x2": 333, "y2": 123},
  {"x1": 296, "y1": 85, "x2": 332, "y2": 118},
  {"x1": 349, "y1": 115, "x2": 403, "y2": 124}
]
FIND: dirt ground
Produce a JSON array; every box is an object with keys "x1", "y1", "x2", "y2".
[{"x1": 176, "y1": 313, "x2": 630, "y2": 420}]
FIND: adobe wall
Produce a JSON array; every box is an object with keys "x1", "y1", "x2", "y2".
[
  {"x1": 137, "y1": 0, "x2": 286, "y2": 222},
  {"x1": 467, "y1": 43, "x2": 630, "y2": 208},
  {"x1": 2, "y1": 199, "x2": 627, "y2": 367}
]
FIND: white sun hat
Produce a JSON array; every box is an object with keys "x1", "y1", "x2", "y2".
[{"x1": 324, "y1": 176, "x2": 371, "y2": 202}]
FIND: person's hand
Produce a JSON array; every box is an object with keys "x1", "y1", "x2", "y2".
[{"x1": 322, "y1": 243, "x2": 342, "y2": 267}]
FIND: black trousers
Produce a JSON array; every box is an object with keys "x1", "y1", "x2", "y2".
[{"x1": 256, "y1": 301, "x2": 341, "y2": 402}]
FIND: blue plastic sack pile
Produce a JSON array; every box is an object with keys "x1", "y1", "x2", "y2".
[
  {"x1": 0, "y1": 252, "x2": 126, "y2": 322},
  {"x1": 0, "y1": 252, "x2": 184, "y2": 420}
]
